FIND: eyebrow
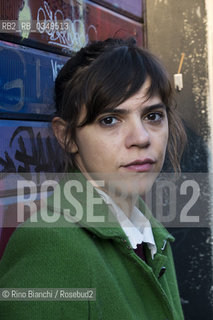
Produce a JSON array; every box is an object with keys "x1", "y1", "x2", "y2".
[{"x1": 101, "y1": 103, "x2": 166, "y2": 116}]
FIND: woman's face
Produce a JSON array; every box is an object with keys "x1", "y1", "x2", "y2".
[{"x1": 71, "y1": 78, "x2": 169, "y2": 197}]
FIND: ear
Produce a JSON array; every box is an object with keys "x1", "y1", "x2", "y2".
[{"x1": 51, "y1": 117, "x2": 78, "y2": 153}]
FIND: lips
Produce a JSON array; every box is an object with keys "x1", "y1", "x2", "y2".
[{"x1": 122, "y1": 158, "x2": 155, "y2": 172}]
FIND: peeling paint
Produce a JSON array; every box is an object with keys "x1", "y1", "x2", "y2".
[
  {"x1": 154, "y1": 0, "x2": 168, "y2": 6},
  {"x1": 181, "y1": 8, "x2": 209, "y2": 140},
  {"x1": 196, "y1": 6, "x2": 201, "y2": 18},
  {"x1": 18, "y1": 0, "x2": 32, "y2": 39}
]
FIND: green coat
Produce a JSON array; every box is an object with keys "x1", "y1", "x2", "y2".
[{"x1": 0, "y1": 172, "x2": 184, "y2": 320}]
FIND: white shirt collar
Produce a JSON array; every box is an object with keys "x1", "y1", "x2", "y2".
[{"x1": 95, "y1": 188, "x2": 157, "y2": 259}]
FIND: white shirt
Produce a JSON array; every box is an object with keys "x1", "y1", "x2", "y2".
[{"x1": 96, "y1": 188, "x2": 157, "y2": 259}]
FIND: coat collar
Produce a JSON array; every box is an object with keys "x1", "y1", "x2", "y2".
[{"x1": 49, "y1": 169, "x2": 174, "y2": 248}]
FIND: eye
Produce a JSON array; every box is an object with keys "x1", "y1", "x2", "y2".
[
  {"x1": 145, "y1": 112, "x2": 164, "y2": 122},
  {"x1": 99, "y1": 116, "x2": 119, "y2": 127}
]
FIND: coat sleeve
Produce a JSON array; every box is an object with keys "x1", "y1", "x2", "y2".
[{"x1": 0, "y1": 225, "x2": 91, "y2": 320}]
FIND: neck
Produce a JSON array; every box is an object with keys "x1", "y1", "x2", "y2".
[
  {"x1": 78, "y1": 170, "x2": 139, "y2": 218},
  {"x1": 97, "y1": 184, "x2": 139, "y2": 218},
  {"x1": 109, "y1": 193, "x2": 139, "y2": 218}
]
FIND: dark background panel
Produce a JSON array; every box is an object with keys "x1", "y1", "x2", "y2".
[
  {"x1": 169, "y1": 227, "x2": 212, "y2": 320},
  {"x1": 0, "y1": 40, "x2": 68, "y2": 117},
  {"x1": 0, "y1": 119, "x2": 64, "y2": 259},
  {"x1": 146, "y1": 0, "x2": 212, "y2": 319},
  {"x1": 85, "y1": 0, "x2": 143, "y2": 46},
  {"x1": 0, "y1": 120, "x2": 63, "y2": 174},
  {"x1": 90, "y1": 0, "x2": 143, "y2": 20}
]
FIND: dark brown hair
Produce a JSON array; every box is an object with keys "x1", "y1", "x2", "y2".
[{"x1": 54, "y1": 38, "x2": 186, "y2": 171}]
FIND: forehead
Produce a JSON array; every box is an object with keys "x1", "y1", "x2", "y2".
[
  {"x1": 113, "y1": 79, "x2": 162, "y2": 111},
  {"x1": 78, "y1": 76, "x2": 164, "y2": 126}
]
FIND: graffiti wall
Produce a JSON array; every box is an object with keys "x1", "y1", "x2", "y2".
[
  {"x1": 0, "y1": 0, "x2": 145, "y2": 255},
  {"x1": 0, "y1": 0, "x2": 145, "y2": 178},
  {"x1": 0, "y1": 40, "x2": 68, "y2": 117},
  {"x1": 0, "y1": 0, "x2": 144, "y2": 53}
]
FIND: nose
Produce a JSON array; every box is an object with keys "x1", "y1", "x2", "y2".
[{"x1": 125, "y1": 119, "x2": 150, "y2": 149}]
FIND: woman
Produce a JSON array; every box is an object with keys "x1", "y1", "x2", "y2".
[{"x1": 0, "y1": 38, "x2": 186, "y2": 319}]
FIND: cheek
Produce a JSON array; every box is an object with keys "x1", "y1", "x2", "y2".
[
  {"x1": 163, "y1": 132, "x2": 169, "y2": 152},
  {"x1": 155, "y1": 127, "x2": 169, "y2": 161},
  {"x1": 78, "y1": 138, "x2": 98, "y2": 161},
  {"x1": 162, "y1": 122, "x2": 169, "y2": 150},
  {"x1": 77, "y1": 133, "x2": 111, "y2": 164}
]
